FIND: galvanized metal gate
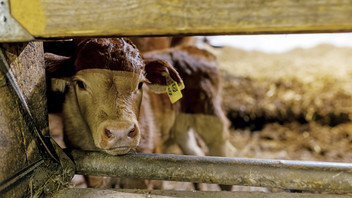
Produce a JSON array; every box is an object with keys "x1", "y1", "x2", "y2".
[{"x1": 1, "y1": 0, "x2": 352, "y2": 197}]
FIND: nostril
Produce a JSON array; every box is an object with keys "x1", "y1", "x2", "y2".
[
  {"x1": 104, "y1": 128, "x2": 113, "y2": 138},
  {"x1": 127, "y1": 126, "x2": 137, "y2": 138}
]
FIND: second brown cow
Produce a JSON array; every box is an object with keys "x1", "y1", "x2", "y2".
[
  {"x1": 132, "y1": 37, "x2": 235, "y2": 158},
  {"x1": 143, "y1": 46, "x2": 234, "y2": 158}
]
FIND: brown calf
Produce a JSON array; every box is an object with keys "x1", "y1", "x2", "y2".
[
  {"x1": 143, "y1": 46, "x2": 234, "y2": 158},
  {"x1": 45, "y1": 38, "x2": 183, "y2": 188},
  {"x1": 131, "y1": 37, "x2": 234, "y2": 158},
  {"x1": 134, "y1": 38, "x2": 235, "y2": 191}
]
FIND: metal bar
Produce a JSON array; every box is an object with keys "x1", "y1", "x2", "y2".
[
  {"x1": 71, "y1": 149, "x2": 352, "y2": 193},
  {"x1": 0, "y1": 159, "x2": 44, "y2": 193},
  {"x1": 52, "y1": 188, "x2": 352, "y2": 198}
]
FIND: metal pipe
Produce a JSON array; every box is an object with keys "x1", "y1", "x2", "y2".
[
  {"x1": 70, "y1": 150, "x2": 352, "y2": 193},
  {"x1": 0, "y1": 159, "x2": 44, "y2": 193}
]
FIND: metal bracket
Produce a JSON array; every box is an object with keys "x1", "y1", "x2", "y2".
[{"x1": 0, "y1": 0, "x2": 33, "y2": 42}]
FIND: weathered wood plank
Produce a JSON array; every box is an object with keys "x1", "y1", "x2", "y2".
[
  {"x1": 8, "y1": 0, "x2": 352, "y2": 40},
  {"x1": 0, "y1": 0, "x2": 34, "y2": 42}
]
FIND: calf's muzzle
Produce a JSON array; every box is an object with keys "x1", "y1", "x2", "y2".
[{"x1": 98, "y1": 120, "x2": 140, "y2": 155}]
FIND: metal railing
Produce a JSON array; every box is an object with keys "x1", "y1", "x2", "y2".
[{"x1": 70, "y1": 149, "x2": 352, "y2": 193}]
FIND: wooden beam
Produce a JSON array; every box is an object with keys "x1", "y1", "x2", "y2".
[
  {"x1": 6, "y1": 0, "x2": 352, "y2": 40},
  {"x1": 0, "y1": 0, "x2": 33, "y2": 42}
]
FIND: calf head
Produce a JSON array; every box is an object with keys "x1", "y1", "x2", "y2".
[{"x1": 45, "y1": 38, "x2": 182, "y2": 155}]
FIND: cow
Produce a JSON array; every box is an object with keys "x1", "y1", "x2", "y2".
[
  {"x1": 132, "y1": 37, "x2": 235, "y2": 191},
  {"x1": 131, "y1": 37, "x2": 235, "y2": 158},
  {"x1": 143, "y1": 46, "x2": 234, "y2": 158},
  {"x1": 45, "y1": 38, "x2": 183, "y2": 188}
]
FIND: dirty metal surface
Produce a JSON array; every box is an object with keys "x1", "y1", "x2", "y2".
[
  {"x1": 71, "y1": 149, "x2": 352, "y2": 194},
  {"x1": 52, "y1": 188, "x2": 352, "y2": 198}
]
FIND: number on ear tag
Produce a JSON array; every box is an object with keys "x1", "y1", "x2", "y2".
[{"x1": 167, "y1": 81, "x2": 183, "y2": 103}]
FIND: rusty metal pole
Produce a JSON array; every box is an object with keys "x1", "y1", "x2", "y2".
[{"x1": 71, "y1": 149, "x2": 352, "y2": 193}]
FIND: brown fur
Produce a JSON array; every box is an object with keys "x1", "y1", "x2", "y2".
[
  {"x1": 74, "y1": 38, "x2": 143, "y2": 73},
  {"x1": 129, "y1": 37, "x2": 196, "y2": 53},
  {"x1": 129, "y1": 37, "x2": 172, "y2": 53},
  {"x1": 143, "y1": 46, "x2": 234, "y2": 157}
]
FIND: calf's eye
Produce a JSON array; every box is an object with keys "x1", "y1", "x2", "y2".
[
  {"x1": 138, "y1": 82, "x2": 143, "y2": 89},
  {"x1": 76, "y1": 81, "x2": 86, "y2": 89}
]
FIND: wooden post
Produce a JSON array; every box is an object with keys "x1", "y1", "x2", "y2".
[{"x1": 0, "y1": 42, "x2": 74, "y2": 197}]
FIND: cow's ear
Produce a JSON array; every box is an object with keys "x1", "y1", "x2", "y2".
[
  {"x1": 144, "y1": 59, "x2": 183, "y2": 93},
  {"x1": 45, "y1": 53, "x2": 75, "y2": 78},
  {"x1": 45, "y1": 53, "x2": 75, "y2": 93}
]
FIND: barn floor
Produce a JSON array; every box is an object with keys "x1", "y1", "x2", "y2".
[
  {"x1": 229, "y1": 122, "x2": 352, "y2": 162},
  {"x1": 216, "y1": 44, "x2": 352, "y2": 164}
]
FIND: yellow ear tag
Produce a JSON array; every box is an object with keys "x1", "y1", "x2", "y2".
[
  {"x1": 165, "y1": 74, "x2": 184, "y2": 104},
  {"x1": 167, "y1": 81, "x2": 182, "y2": 103},
  {"x1": 179, "y1": 82, "x2": 185, "y2": 90}
]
